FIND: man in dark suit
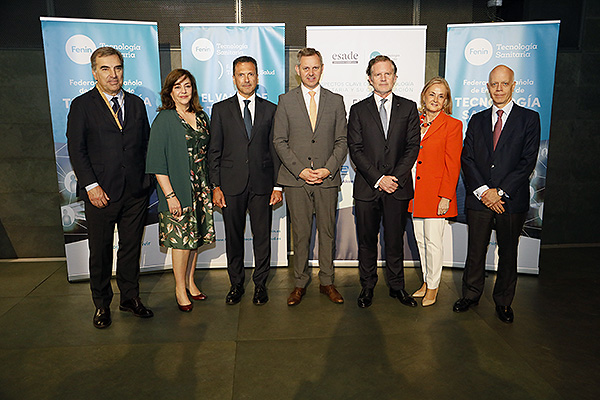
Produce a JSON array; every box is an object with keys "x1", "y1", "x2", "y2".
[
  {"x1": 209, "y1": 56, "x2": 282, "y2": 306},
  {"x1": 273, "y1": 48, "x2": 348, "y2": 306},
  {"x1": 453, "y1": 65, "x2": 540, "y2": 323},
  {"x1": 67, "y1": 47, "x2": 153, "y2": 329},
  {"x1": 347, "y1": 55, "x2": 421, "y2": 308}
]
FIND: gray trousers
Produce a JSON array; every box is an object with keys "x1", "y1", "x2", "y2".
[{"x1": 285, "y1": 185, "x2": 339, "y2": 288}]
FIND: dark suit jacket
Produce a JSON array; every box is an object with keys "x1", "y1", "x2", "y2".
[
  {"x1": 348, "y1": 93, "x2": 421, "y2": 201},
  {"x1": 208, "y1": 95, "x2": 279, "y2": 196},
  {"x1": 273, "y1": 86, "x2": 348, "y2": 188},
  {"x1": 461, "y1": 102, "x2": 541, "y2": 214},
  {"x1": 67, "y1": 86, "x2": 151, "y2": 203}
]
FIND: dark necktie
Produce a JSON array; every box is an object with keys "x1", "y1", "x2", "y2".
[
  {"x1": 379, "y1": 98, "x2": 388, "y2": 138},
  {"x1": 243, "y1": 99, "x2": 252, "y2": 138},
  {"x1": 111, "y1": 97, "x2": 123, "y2": 126},
  {"x1": 493, "y1": 109, "x2": 504, "y2": 150}
]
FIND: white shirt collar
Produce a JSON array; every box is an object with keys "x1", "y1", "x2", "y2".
[
  {"x1": 301, "y1": 84, "x2": 321, "y2": 97},
  {"x1": 373, "y1": 91, "x2": 393, "y2": 101},
  {"x1": 237, "y1": 92, "x2": 256, "y2": 104},
  {"x1": 493, "y1": 99, "x2": 514, "y2": 116}
]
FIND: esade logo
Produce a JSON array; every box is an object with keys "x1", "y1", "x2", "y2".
[
  {"x1": 464, "y1": 38, "x2": 493, "y2": 66},
  {"x1": 192, "y1": 38, "x2": 214, "y2": 61},
  {"x1": 331, "y1": 51, "x2": 359, "y2": 65},
  {"x1": 65, "y1": 35, "x2": 97, "y2": 65}
]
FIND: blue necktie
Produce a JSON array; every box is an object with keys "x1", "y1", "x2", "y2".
[
  {"x1": 243, "y1": 99, "x2": 252, "y2": 138},
  {"x1": 111, "y1": 97, "x2": 123, "y2": 126}
]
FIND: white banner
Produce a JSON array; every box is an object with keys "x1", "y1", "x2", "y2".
[{"x1": 307, "y1": 26, "x2": 427, "y2": 264}]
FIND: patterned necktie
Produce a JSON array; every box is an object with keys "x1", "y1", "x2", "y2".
[
  {"x1": 493, "y1": 109, "x2": 504, "y2": 150},
  {"x1": 379, "y1": 98, "x2": 388, "y2": 138},
  {"x1": 309, "y1": 90, "x2": 317, "y2": 130},
  {"x1": 243, "y1": 99, "x2": 252, "y2": 138},
  {"x1": 111, "y1": 97, "x2": 123, "y2": 126}
]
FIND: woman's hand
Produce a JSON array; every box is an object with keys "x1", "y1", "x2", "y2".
[
  {"x1": 167, "y1": 196, "x2": 182, "y2": 218},
  {"x1": 437, "y1": 197, "x2": 450, "y2": 215}
]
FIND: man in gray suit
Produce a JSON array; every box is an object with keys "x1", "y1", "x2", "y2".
[{"x1": 273, "y1": 47, "x2": 348, "y2": 306}]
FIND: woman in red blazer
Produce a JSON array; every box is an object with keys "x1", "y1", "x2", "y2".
[{"x1": 409, "y1": 77, "x2": 463, "y2": 306}]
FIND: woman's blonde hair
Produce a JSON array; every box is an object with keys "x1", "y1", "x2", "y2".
[{"x1": 419, "y1": 76, "x2": 453, "y2": 115}]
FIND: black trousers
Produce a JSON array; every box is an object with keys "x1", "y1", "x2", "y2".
[
  {"x1": 222, "y1": 184, "x2": 272, "y2": 287},
  {"x1": 85, "y1": 190, "x2": 149, "y2": 309},
  {"x1": 462, "y1": 208, "x2": 526, "y2": 306},
  {"x1": 355, "y1": 195, "x2": 410, "y2": 291}
]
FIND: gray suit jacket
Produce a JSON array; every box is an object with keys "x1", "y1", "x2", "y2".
[{"x1": 273, "y1": 86, "x2": 348, "y2": 187}]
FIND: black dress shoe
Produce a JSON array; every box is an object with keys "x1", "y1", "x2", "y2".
[
  {"x1": 226, "y1": 285, "x2": 244, "y2": 305},
  {"x1": 253, "y1": 286, "x2": 269, "y2": 305},
  {"x1": 93, "y1": 307, "x2": 111, "y2": 329},
  {"x1": 495, "y1": 305, "x2": 514, "y2": 323},
  {"x1": 453, "y1": 297, "x2": 479, "y2": 313},
  {"x1": 357, "y1": 288, "x2": 374, "y2": 308},
  {"x1": 389, "y1": 288, "x2": 417, "y2": 307},
  {"x1": 119, "y1": 297, "x2": 154, "y2": 318}
]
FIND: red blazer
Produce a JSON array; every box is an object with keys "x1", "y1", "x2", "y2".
[{"x1": 409, "y1": 111, "x2": 463, "y2": 218}]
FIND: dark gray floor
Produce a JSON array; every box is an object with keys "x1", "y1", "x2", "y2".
[{"x1": 0, "y1": 247, "x2": 598, "y2": 400}]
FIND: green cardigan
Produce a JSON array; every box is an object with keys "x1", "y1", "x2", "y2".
[{"x1": 145, "y1": 109, "x2": 210, "y2": 213}]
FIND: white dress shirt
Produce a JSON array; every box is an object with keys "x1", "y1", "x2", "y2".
[
  {"x1": 473, "y1": 100, "x2": 514, "y2": 200},
  {"x1": 237, "y1": 92, "x2": 256, "y2": 124},
  {"x1": 300, "y1": 84, "x2": 321, "y2": 115}
]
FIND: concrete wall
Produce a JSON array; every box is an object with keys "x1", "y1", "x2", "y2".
[{"x1": 0, "y1": 50, "x2": 64, "y2": 258}]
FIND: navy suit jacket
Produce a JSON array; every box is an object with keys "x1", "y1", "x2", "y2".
[
  {"x1": 208, "y1": 95, "x2": 279, "y2": 196},
  {"x1": 348, "y1": 93, "x2": 421, "y2": 201},
  {"x1": 461, "y1": 102, "x2": 541, "y2": 214},
  {"x1": 67, "y1": 86, "x2": 151, "y2": 203}
]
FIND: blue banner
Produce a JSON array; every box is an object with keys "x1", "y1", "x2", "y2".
[
  {"x1": 445, "y1": 21, "x2": 560, "y2": 272},
  {"x1": 179, "y1": 23, "x2": 288, "y2": 268},
  {"x1": 41, "y1": 18, "x2": 161, "y2": 143},
  {"x1": 40, "y1": 17, "x2": 162, "y2": 280},
  {"x1": 180, "y1": 23, "x2": 285, "y2": 114}
]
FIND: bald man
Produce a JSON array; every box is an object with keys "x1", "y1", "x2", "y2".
[{"x1": 453, "y1": 65, "x2": 540, "y2": 323}]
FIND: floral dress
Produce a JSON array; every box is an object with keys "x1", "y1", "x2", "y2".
[{"x1": 158, "y1": 112, "x2": 215, "y2": 249}]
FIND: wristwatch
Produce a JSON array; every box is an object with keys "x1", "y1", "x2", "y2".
[{"x1": 497, "y1": 188, "x2": 505, "y2": 197}]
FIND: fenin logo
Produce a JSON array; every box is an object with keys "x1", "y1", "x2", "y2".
[
  {"x1": 192, "y1": 38, "x2": 214, "y2": 61},
  {"x1": 65, "y1": 35, "x2": 96, "y2": 65},
  {"x1": 464, "y1": 38, "x2": 493, "y2": 66}
]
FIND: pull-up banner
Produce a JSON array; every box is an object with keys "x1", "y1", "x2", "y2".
[
  {"x1": 180, "y1": 23, "x2": 288, "y2": 267},
  {"x1": 307, "y1": 25, "x2": 427, "y2": 265},
  {"x1": 445, "y1": 21, "x2": 560, "y2": 274},
  {"x1": 40, "y1": 17, "x2": 162, "y2": 281}
]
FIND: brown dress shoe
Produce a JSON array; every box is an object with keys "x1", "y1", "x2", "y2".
[
  {"x1": 319, "y1": 285, "x2": 344, "y2": 304},
  {"x1": 287, "y1": 287, "x2": 306, "y2": 306}
]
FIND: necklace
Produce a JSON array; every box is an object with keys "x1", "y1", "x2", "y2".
[
  {"x1": 419, "y1": 112, "x2": 440, "y2": 128},
  {"x1": 419, "y1": 114, "x2": 432, "y2": 128}
]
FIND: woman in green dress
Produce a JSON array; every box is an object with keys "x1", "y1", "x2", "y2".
[{"x1": 146, "y1": 69, "x2": 215, "y2": 312}]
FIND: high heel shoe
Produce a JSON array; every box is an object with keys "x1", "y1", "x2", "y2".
[
  {"x1": 177, "y1": 300, "x2": 193, "y2": 312},
  {"x1": 186, "y1": 289, "x2": 207, "y2": 301},
  {"x1": 422, "y1": 288, "x2": 438, "y2": 307},
  {"x1": 412, "y1": 283, "x2": 427, "y2": 298}
]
